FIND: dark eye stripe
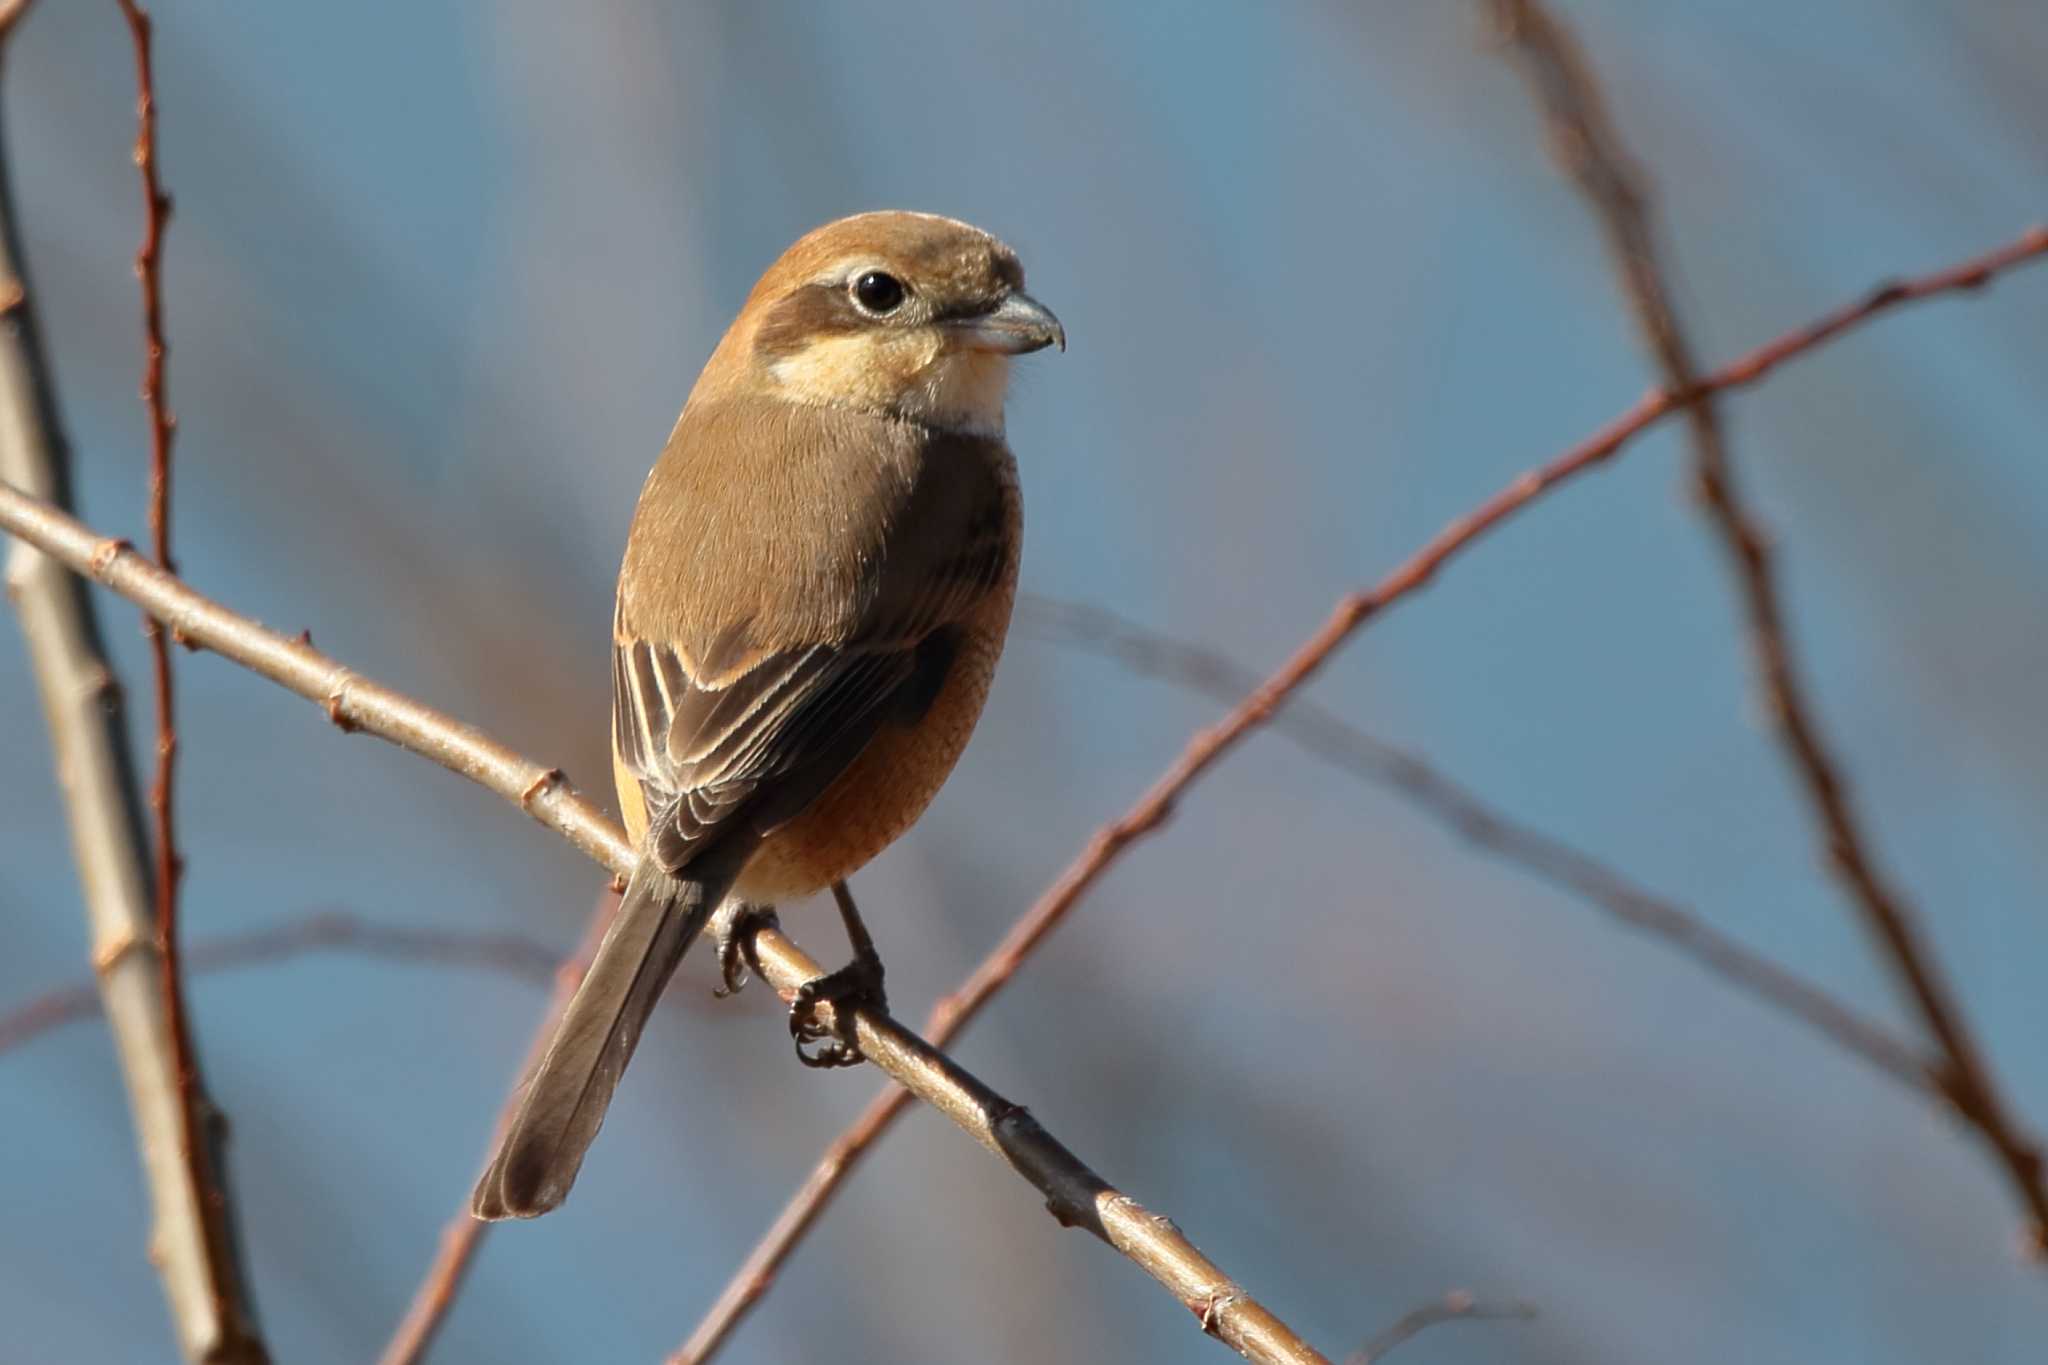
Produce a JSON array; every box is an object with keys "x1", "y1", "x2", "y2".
[{"x1": 752, "y1": 282, "x2": 869, "y2": 359}]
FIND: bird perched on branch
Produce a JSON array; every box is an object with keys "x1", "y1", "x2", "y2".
[{"x1": 474, "y1": 211, "x2": 1063, "y2": 1220}]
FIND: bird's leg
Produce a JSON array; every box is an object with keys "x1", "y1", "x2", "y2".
[
  {"x1": 831, "y1": 879, "x2": 887, "y2": 993},
  {"x1": 711, "y1": 900, "x2": 780, "y2": 999},
  {"x1": 788, "y1": 880, "x2": 888, "y2": 1068}
]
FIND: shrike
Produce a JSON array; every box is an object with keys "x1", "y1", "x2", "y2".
[{"x1": 474, "y1": 212, "x2": 1062, "y2": 1220}]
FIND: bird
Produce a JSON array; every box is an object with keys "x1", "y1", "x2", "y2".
[{"x1": 472, "y1": 211, "x2": 1063, "y2": 1220}]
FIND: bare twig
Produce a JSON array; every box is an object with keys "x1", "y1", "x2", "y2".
[
  {"x1": 377, "y1": 894, "x2": 616, "y2": 1365},
  {"x1": 0, "y1": 21, "x2": 265, "y2": 1365},
  {"x1": 1487, "y1": 0, "x2": 2048, "y2": 1255},
  {"x1": 110, "y1": 1, "x2": 252, "y2": 1323},
  {"x1": 1018, "y1": 596, "x2": 1932, "y2": 1094},
  {"x1": 672, "y1": 224, "x2": 2048, "y2": 1362},
  {"x1": 0, "y1": 486, "x2": 1331, "y2": 1365},
  {"x1": 0, "y1": 911, "x2": 563, "y2": 1055},
  {"x1": 114, "y1": 0, "x2": 182, "y2": 977},
  {"x1": 1346, "y1": 1290, "x2": 1536, "y2": 1364},
  {"x1": 113, "y1": 0, "x2": 188, "y2": 1110}
]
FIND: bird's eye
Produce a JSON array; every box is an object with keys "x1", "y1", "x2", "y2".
[{"x1": 851, "y1": 271, "x2": 906, "y2": 315}]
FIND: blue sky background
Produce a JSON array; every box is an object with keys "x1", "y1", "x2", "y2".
[{"x1": 3, "y1": 3, "x2": 2046, "y2": 1361}]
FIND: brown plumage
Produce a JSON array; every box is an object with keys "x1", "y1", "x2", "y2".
[{"x1": 473, "y1": 211, "x2": 1062, "y2": 1220}]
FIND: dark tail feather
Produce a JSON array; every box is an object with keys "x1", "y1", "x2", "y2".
[{"x1": 471, "y1": 857, "x2": 730, "y2": 1220}]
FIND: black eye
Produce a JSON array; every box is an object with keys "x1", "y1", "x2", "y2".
[{"x1": 851, "y1": 271, "x2": 906, "y2": 314}]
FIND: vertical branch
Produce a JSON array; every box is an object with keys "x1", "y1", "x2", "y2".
[
  {"x1": 112, "y1": 0, "x2": 199, "y2": 1205},
  {"x1": 0, "y1": 10, "x2": 266, "y2": 1362},
  {"x1": 1484, "y1": 0, "x2": 2048, "y2": 1252}
]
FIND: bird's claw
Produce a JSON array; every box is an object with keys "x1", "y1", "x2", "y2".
[
  {"x1": 788, "y1": 955, "x2": 887, "y2": 1068},
  {"x1": 712, "y1": 903, "x2": 779, "y2": 999}
]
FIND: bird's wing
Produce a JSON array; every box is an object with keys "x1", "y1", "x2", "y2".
[
  {"x1": 612, "y1": 634, "x2": 905, "y2": 869},
  {"x1": 612, "y1": 566, "x2": 1000, "y2": 875}
]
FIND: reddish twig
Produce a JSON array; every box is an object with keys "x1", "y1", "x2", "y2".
[
  {"x1": 115, "y1": 0, "x2": 180, "y2": 944},
  {"x1": 115, "y1": 6, "x2": 179, "y2": 895},
  {"x1": 1487, "y1": 0, "x2": 2048, "y2": 1256},
  {"x1": 95, "y1": 7, "x2": 262, "y2": 1358},
  {"x1": 672, "y1": 225, "x2": 2048, "y2": 1360},
  {"x1": 112, "y1": 0, "x2": 229, "y2": 1302},
  {"x1": 376, "y1": 893, "x2": 616, "y2": 1365},
  {"x1": 0, "y1": 911, "x2": 563, "y2": 1055}
]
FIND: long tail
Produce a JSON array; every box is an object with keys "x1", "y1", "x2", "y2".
[{"x1": 471, "y1": 856, "x2": 731, "y2": 1220}]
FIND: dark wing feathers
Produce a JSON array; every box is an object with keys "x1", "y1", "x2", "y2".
[{"x1": 614, "y1": 633, "x2": 925, "y2": 874}]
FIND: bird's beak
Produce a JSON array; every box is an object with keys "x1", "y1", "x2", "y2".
[{"x1": 948, "y1": 291, "x2": 1066, "y2": 355}]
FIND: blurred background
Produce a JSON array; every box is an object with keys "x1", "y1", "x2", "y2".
[{"x1": 4, "y1": 2, "x2": 2046, "y2": 1361}]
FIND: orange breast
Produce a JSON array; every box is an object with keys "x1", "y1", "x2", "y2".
[{"x1": 731, "y1": 589, "x2": 1012, "y2": 903}]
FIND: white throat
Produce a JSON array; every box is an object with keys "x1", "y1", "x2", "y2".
[{"x1": 900, "y1": 350, "x2": 1011, "y2": 437}]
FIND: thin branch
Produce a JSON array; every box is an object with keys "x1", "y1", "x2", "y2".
[
  {"x1": 114, "y1": 0, "x2": 182, "y2": 963},
  {"x1": 0, "y1": 488, "x2": 1331, "y2": 1365},
  {"x1": 114, "y1": 0, "x2": 186, "y2": 1097},
  {"x1": 377, "y1": 893, "x2": 616, "y2": 1365},
  {"x1": 111, "y1": 0, "x2": 241, "y2": 1318},
  {"x1": 1017, "y1": 596, "x2": 1932, "y2": 1094},
  {"x1": 0, "y1": 21, "x2": 265, "y2": 1365},
  {"x1": 0, "y1": 911, "x2": 563, "y2": 1055},
  {"x1": 1346, "y1": 1291, "x2": 1536, "y2": 1365},
  {"x1": 1486, "y1": 0, "x2": 2048, "y2": 1255},
  {"x1": 671, "y1": 224, "x2": 2048, "y2": 1362}
]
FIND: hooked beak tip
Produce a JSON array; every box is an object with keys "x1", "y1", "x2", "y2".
[{"x1": 952, "y1": 290, "x2": 1065, "y2": 356}]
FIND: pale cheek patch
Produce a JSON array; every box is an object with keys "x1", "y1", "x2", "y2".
[
  {"x1": 769, "y1": 334, "x2": 906, "y2": 413},
  {"x1": 770, "y1": 334, "x2": 1010, "y2": 436}
]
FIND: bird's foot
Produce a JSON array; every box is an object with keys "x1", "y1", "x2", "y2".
[
  {"x1": 788, "y1": 953, "x2": 887, "y2": 1069},
  {"x1": 712, "y1": 903, "x2": 779, "y2": 999}
]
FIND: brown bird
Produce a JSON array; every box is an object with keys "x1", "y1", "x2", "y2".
[{"x1": 473, "y1": 211, "x2": 1062, "y2": 1220}]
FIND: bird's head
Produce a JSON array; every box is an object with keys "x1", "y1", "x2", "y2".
[{"x1": 698, "y1": 211, "x2": 1064, "y2": 437}]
